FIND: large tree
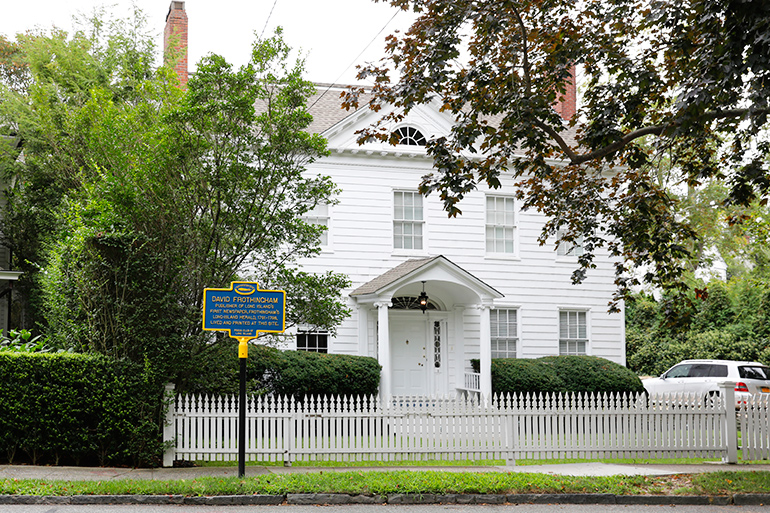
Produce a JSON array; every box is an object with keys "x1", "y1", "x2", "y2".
[
  {"x1": 345, "y1": 0, "x2": 770, "y2": 309},
  {"x1": 0, "y1": 15, "x2": 349, "y2": 384}
]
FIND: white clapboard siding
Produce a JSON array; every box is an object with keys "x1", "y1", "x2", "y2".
[{"x1": 165, "y1": 391, "x2": 752, "y2": 466}]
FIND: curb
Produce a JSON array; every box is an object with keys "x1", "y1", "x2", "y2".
[{"x1": 0, "y1": 493, "x2": 747, "y2": 506}]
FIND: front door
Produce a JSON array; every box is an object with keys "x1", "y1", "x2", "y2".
[{"x1": 390, "y1": 318, "x2": 428, "y2": 396}]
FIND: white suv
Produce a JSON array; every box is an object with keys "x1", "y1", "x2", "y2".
[{"x1": 643, "y1": 359, "x2": 770, "y2": 407}]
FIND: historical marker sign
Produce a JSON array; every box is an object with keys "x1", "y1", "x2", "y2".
[{"x1": 202, "y1": 282, "x2": 285, "y2": 339}]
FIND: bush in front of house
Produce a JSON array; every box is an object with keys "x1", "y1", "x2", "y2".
[
  {"x1": 0, "y1": 351, "x2": 166, "y2": 467},
  {"x1": 474, "y1": 355, "x2": 644, "y2": 396},
  {"x1": 490, "y1": 358, "x2": 564, "y2": 395},
  {"x1": 185, "y1": 343, "x2": 381, "y2": 399},
  {"x1": 250, "y1": 345, "x2": 381, "y2": 399},
  {"x1": 537, "y1": 355, "x2": 645, "y2": 395}
]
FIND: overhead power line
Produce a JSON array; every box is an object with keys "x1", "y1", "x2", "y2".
[{"x1": 309, "y1": 9, "x2": 400, "y2": 111}]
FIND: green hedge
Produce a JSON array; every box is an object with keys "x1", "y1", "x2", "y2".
[
  {"x1": 0, "y1": 352, "x2": 166, "y2": 467},
  {"x1": 248, "y1": 345, "x2": 381, "y2": 399},
  {"x1": 185, "y1": 342, "x2": 381, "y2": 399},
  {"x1": 473, "y1": 355, "x2": 644, "y2": 396}
]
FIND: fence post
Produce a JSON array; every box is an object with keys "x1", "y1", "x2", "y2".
[
  {"x1": 162, "y1": 383, "x2": 176, "y2": 467},
  {"x1": 718, "y1": 382, "x2": 737, "y2": 464}
]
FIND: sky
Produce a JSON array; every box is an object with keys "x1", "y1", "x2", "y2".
[{"x1": 0, "y1": 0, "x2": 416, "y2": 85}]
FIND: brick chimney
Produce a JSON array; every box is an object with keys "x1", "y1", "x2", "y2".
[
  {"x1": 164, "y1": 1, "x2": 188, "y2": 88},
  {"x1": 553, "y1": 65, "x2": 577, "y2": 122}
]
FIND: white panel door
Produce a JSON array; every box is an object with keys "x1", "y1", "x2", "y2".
[{"x1": 390, "y1": 318, "x2": 428, "y2": 396}]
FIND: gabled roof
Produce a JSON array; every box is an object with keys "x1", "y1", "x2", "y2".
[
  {"x1": 350, "y1": 255, "x2": 503, "y2": 301},
  {"x1": 304, "y1": 84, "x2": 579, "y2": 148},
  {"x1": 350, "y1": 257, "x2": 438, "y2": 296}
]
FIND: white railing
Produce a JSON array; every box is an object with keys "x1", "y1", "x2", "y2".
[
  {"x1": 163, "y1": 383, "x2": 751, "y2": 466},
  {"x1": 463, "y1": 372, "x2": 481, "y2": 392}
]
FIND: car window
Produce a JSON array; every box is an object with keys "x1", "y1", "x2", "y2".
[
  {"x1": 708, "y1": 365, "x2": 728, "y2": 377},
  {"x1": 688, "y1": 364, "x2": 713, "y2": 377},
  {"x1": 739, "y1": 366, "x2": 770, "y2": 380},
  {"x1": 666, "y1": 364, "x2": 691, "y2": 378}
]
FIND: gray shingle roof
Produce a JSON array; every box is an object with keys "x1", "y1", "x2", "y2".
[
  {"x1": 350, "y1": 257, "x2": 439, "y2": 296},
  {"x1": 304, "y1": 85, "x2": 579, "y2": 149}
]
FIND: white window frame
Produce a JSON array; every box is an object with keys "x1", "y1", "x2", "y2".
[
  {"x1": 556, "y1": 228, "x2": 584, "y2": 258},
  {"x1": 490, "y1": 308, "x2": 519, "y2": 359},
  {"x1": 485, "y1": 195, "x2": 518, "y2": 258},
  {"x1": 393, "y1": 190, "x2": 425, "y2": 253},
  {"x1": 296, "y1": 328, "x2": 329, "y2": 353},
  {"x1": 558, "y1": 309, "x2": 589, "y2": 355},
  {"x1": 304, "y1": 202, "x2": 331, "y2": 249},
  {"x1": 393, "y1": 125, "x2": 427, "y2": 147}
]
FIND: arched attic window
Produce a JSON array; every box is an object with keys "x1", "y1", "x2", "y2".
[{"x1": 392, "y1": 126, "x2": 427, "y2": 146}]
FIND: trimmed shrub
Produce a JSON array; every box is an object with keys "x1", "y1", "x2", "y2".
[
  {"x1": 475, "y1": 355, "x2": 644, "y2": 395},
  {"x1": 491, "y1": 358, "x2": 563, "y2": 395},
  {"x1": 538, "y1": 355, "x2": 645, "y2": 394},
  {"x1": 248, "y1": 345, "x2": 381, "y2": 399},
  {"x1": 0, "y1": 352, "x2": 166, "y2": 467},
  {"x1": 186, "y1": 343, "x2": 382, "y2": 398}
]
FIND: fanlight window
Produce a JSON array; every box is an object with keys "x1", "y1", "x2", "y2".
[
  {"x1": 391, "y1": 296, "x2": 438, "y2": 311},
  {"x1": 393, "y1": 126, "x2": 427, "y2": 146}
]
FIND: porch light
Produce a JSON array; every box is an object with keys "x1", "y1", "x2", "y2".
[{"x1": 419, "y1": 281, "x2": 429, "y2": 314}]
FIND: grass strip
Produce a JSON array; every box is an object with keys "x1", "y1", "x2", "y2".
[{"x1": 1, "y1": 470, "x2": 770, "y2": 497}]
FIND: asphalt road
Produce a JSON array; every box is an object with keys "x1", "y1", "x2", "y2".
[{"x1": 2, "y1": 505, "x2": 770, "y2": 512}]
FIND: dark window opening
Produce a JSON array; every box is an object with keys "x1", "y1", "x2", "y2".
[{"x1": 297, "y1": 330, "x2": 328, "y2": 353}]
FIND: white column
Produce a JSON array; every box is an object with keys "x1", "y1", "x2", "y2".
[
  {"x1": 479, "y1": 304, "x2": 492, "y2": 401},
  {"x1": 375, "y1": 301, "x2": 392, "y2": 400},
  {"x1": 454, "y1": 306, "x2": 466, "y2": 393},
  {"x1": 357, "y1": 305, "x2": 369, "y2": 356}
]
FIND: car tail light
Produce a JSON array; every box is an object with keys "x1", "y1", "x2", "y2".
[{"x1": 735, "y1": 382, "x2": 750, "y2": 392}]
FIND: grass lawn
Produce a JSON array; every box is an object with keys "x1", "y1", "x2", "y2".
[{"x1": 1, "y1": 469, "x2": 770, "y2": 497}]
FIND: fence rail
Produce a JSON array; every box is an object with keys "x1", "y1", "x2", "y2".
[{"x1": 163, "y1": 383, "x2": 770, "y2": 467}]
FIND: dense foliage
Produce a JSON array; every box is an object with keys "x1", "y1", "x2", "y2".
[
  {"x1": 0, "y1": 13, "x2": 350, "y2": 387},
  {"x1": 185, "y1": 342, "x2": 381, "y2": 399},
  {"x1": 473, "y1": 355, "x2": 644, "y2": 395},
  {"x1": 626, "y1": 277, "x2": 770, "y2": 376},
  {"x1": 0, "y1": 351, "x2": 166, "y2": 467},
  {"x1": 345, "y1": 0, "x2": 770, "y2": 310}
]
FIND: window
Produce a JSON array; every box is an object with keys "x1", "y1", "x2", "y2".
[
  {"x1": 394, "y1": 191, "x2": 423, "y2": 250},
  {"x1": 304, "y1": 203, "x2": 329, "y2": 246},
  {"x1": 393, "y1": 126, "x2": 426, "y2": 146},
  {"x1": 486, "y1": 196, "x2": 516, "y2": 254},
  {"x1": 559, "y1": 310, "x2": 587, "y2": 355},
  {"x1": 491, "y1": 309, "x2": 518, "y2": 358},
  {"x1": 296, "y1": 329, "x2": 328, "y2": 353},
  {"x1": 556, "y1": 229, "x2": 584, "y2": 257}
]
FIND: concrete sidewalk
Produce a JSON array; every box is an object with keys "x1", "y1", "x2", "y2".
[{"x1": 1, "y1": 461, "x2": 768, "y2": 481}]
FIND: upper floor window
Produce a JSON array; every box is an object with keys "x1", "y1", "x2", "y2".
[
  {"x1": 559, "y1": 310, "x2": 587, "y2": 355},
  {"x1": 556, "y1": 229, "x2": 584, "y2": 257},
  {"x1": 491, "y1": 308, "x2": 518, "y2": 358},
  {"x1": 394, "y1": 191, "x2": 423, "y2": 250},
  {"x1": 297, "y1": 329, "x2": 328, "y2": 353},
  {"x1": 304, "y1": 203, "x2": 329, "y2": 246},
  {"x1": 486, "y1": 196, "x2": 516, "y2": 254},
  {"x1": 393, "y1": 126, "x2": 426, "y2": 146}
]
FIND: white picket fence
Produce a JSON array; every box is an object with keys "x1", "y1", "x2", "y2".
[{"x1": 162, "y1": 383, "x2": 770, "y2": 466}]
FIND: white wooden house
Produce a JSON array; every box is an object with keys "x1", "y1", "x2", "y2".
[
  {"x1": 159, "y1": 1, "x2": 625, "y2": 400},
  {"x1": 292, "y1": 87, "x2": 625, "y2": 399}
]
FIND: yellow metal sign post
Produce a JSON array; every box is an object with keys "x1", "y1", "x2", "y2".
[{"x1": 202, "y1": 282, "x2": 285, "y2": 477}]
